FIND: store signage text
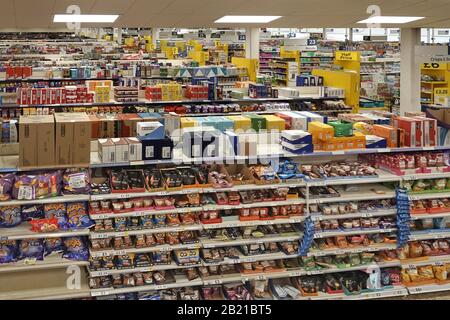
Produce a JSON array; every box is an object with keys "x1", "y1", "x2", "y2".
[{"x1": 335, "y1": 51, "x2": 358, "y2": 61}]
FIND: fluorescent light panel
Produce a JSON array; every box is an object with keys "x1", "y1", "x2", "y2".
[
  {"x1": 357, "y1": 16, "x2": 424, "y2": 24},
  {"x1": 215, "y1": 16, "x2": 281, "y2": 23},
  {"x1": 53, "y1": 14, "x2": 119, "y2": 23}
]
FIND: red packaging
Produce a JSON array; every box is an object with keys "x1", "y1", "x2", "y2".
[
  {"x1": 394, "y1": 116, "x2": 422, "y2": 147},
  {"x1": 6, "y1": 66, "x2": 14, "y2": 79},
  {"x1": 14, "y1": 66, "x2": 23, "y2": 79},
  {"x1": 414, "y1": 116, "x2": 437, "y2": 147},
  {"x1": 30, "y1": 218, "x2": 59, "y2": 233}
]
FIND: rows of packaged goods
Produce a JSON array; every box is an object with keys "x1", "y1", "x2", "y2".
[{"x1": 2, "y1": 151, "x2": 450, "y2": 300}]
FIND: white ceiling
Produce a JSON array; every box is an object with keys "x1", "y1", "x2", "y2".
[{"x1": 1, "y1": 0, "x2": 450, "y2": 29}]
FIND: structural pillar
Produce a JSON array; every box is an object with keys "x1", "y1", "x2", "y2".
[
  {"x1": 116, "y1": 28, "x2": 122, "y2": 44},
  {"x1": 245, "y1": 27, "x2": 259, "y2": 59},
  {"x1": 152, "y1": 28, "x2": 159, "y2": 46},
  {"x1": 400, "y1": 28, "x2": 421, "y2": 115}
]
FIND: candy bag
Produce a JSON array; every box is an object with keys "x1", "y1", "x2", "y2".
[
  {"x1": 21, "y1": 205, "x2": 44, "y2": 221},
  {"x1": 18, "y1": 239, "x2": 44, "y2": 261},
  {"x1": 63, "y1": 237, "x2": 89, "y2": 261},
  {"x1": 30, "y1": 218, "x2": 59, "y2": 233},
  {"x1": 44, "y1": 203, "x2": 68, "y2": 229},
  {"x1": 63, "y1": 169, "x2": 91, "y2": 195},
  {"x1": 0, "y1": 240, "x2": 17, "y2": 264},
  {"x1": 0, "y1": 205, "x2": 21, "y2": 228},
  {"x1": 67, "y1": 202, "x2": 94, "y2": 229},
  {"x1": 44, "y1": 237, "x2": 64, "y2": 255},
  {"x1": 0, "y1": 174, "x2": 14, "y2": 201}
]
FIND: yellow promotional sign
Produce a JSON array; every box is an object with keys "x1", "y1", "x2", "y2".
[
  {"x1": 434, "y1": 87, "x2": 449, "y2": 105},
  {"x1": 335, "y1": 51, "x2": 359, "y2": 61},
  {"x1": 421, "y1": 62, "x2": 446, "y2": 70}
]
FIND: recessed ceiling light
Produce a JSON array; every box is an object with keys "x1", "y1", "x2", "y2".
[
  {"x1": 357, "y1": 16, "x2": 424, "y2": 24},
  {"x1": 215, "y1": 16, "x2": 281, "y2": 23},
  {"x1": 53, "y1": 14, "x2": 119, "y2": 23}
]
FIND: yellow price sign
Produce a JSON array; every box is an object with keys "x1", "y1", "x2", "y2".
[
  {"x1": 335, "y1": 51, "x2": 359, "y2": 61},
  {"x1": 421, "y1": 62, "x2": 446, "y2": 70},
  {"x1": 435, "y1": 88, "x2": 448, "y2": 95}
]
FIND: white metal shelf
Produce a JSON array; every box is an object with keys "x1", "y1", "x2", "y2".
[
  {"x1": 90, "y1": 242, "x2": 202, "y2": 258},
  {"x1": 313, "y1": 228, "x2": 397, "y2": 239},
  {"x1": 89, "y1": 207, "x2": 204, "y2": 220},
  {"x1": 308, "y1": 244, "x2": 397, "y2": 257},
  {"x1": 409, "y1": 192, "x2": 450, "y2": 201},
  {"x1": 409, "y1": 230, "x2": 450, "y2": 241},
  {"x1": 407, "y1": 282, "x2": 450, "y2": 295},
  {"x1": 301, "y1": 287, "x2": 408, "y2": 300},
  {"x1": 201, "y1": 233, "x2": 301, "y2": 249},
  {"x1": 401, "y1": 254, "x2": 450, "y2": 268},
  {"x1": 90, "y1": 224, "x2": 203, "y2": 239},
  {"x1": 0, "y1": 224, "x2": 90, "y2": 240},
  {"x1": 410, "y1": 212, "x2": 450, "y2": 220},
  {"x1": 0, "y1": 194, "x2": 90, "y2": 207},
  {"x1": 309, "y1": 209, "x2": 397, "y2": 221},
  {"x1": 202, "y1": 216, "x2": 304, "y2": 230},
  {"x1": 0, "y1": 255, "x2": 89, "y2": 273},
  {"x1": 309, "y1": 185, "x2": 396, "y2": 204}
]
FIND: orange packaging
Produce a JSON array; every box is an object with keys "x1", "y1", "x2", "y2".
[
  {"x1": 117, "y1": 114, "x2": 141, "y2": 137},
  {"x1": 413, "y1": 116, "x2": 437, "y2": 147},
  {"x1": 372, "y1": 125, "x2": 398, "y2": 148},
  {"x1": 394, "y1": 116, "x2": 422, "y2": 148},
  {"x1": 89, "y1": 114, "x2": 101, "y2": 139}
]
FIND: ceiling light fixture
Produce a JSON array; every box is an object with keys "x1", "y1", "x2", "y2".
[
  {"x1": 215, "y1": 16, "x2": 281, "y2": 23},
  {"x1": 357, "y1": 16, "x2": 424, "y2": 24},
  {"x1": 53, "y1": 14, "x2": 119, "y2": 23}
]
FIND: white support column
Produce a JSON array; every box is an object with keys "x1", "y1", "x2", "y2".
[
  {"x1": 117, "y1": 28, "x2": 122, "y2": 44},
  {"x1": 152, "y1": 28, "x2": 159, "y2": 46},
  {"x1": 322, "y1": 28, "x2": 327, "y2": 40},
  {"x1": 400, "y1": 28, "x2": 421, "y2": 115},
  {"x1": 245, "y1": 27, "x2": 260, "y2": 59},
  {"x1": 349, "y1": 28, "x2": 353, "y2": 42}
]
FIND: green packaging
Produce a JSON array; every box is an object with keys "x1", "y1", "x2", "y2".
[{"x1": 328, "y1": 121, "x2": 354, "y2": 137}]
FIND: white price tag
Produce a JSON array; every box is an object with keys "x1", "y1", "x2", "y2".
[
  {"x1": 93, "y1": 214, "x2": 110, "y2": 220},
  {"x1": 95, "y1": 271, "x2": 111, "y2": 277},
  {"x1": 332, "y1": 151, "x2": 345, "y2": 155},
  {"x1": 155, "y1": 285, "x2": 168, "y2": 290},
  {"x1": 158, "y1": 246, "x2": 172, "y2": 252},
  {"x1": 412, "y1": 287, "x2": 422, "y2": 293},
  {"x1": 313, "y1": 181, "x2": 327, "y2": 187},
  {"x1": 92, "y1": 290, "x2": 111, "y2": 297},
  {"x1": 434, "y1": 261, "x2": 445, "y2": 266},
  {"x1": 289, "y1": 271, "x2": 303, "y2": 277},
  {"x1": 362, "y1": 213, "x2": 373, "y2": 218},
  {"x1": 409, "y1": 196, "x2": 419, "y2": 201},
  {"x1": 115, "y1": 250, "x2": 127, "y2": 256},
  {"x1": 313, "y1": 233, "x2": 322, "y2": 239},
  {"x1": 133, "y1": 211, "x2": 147, "y2": 217},
  {"x1": 92, "y1": 233, "x2": 109, "y2": 239},
  {"x1": 231, "y1": 259, "x2": 240, "y2": 264},
  {"x1": 0, "y1": 236, "x2": 8, "y2": 241},
  {"x1": 309, "y1": 270, "x2": 324, "y2": 275},
  {"x1": 118, "y1": 194, "x2": 130, "y2": 199},
  {"x1": 24, "y1": 258, "x2": 37, "y2": 265},
  {"x1": 256, "y1": 275, "x2": 266, "y2": 280}
]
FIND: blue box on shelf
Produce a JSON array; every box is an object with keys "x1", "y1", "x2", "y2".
[{"x1": 139, "y1": 137, "x2": 173, "y2": 160}]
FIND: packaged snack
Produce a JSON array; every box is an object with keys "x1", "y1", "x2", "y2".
[
  {"x1": 153, "y1": 214, "x2": 166, "y2": 227},
  {"x1": 44, "y1": 237, "x2": 64, "y2": 255},
  {"x1": 18, "y1": 239, "x2": 44, "y2": 261},
  {"x1": 116, "y1": 254, "x2": 134, "y2": 269},
  {"x1": 63, "y1": 237, "x2": 89, "y2": 261},
  {"x1": 0, "y1": 205, "x2": 21, "y2": 228},
  {"x1": 0, "y1": 240, "x2": 17, "y2": 263},
  {"x1": 63, "y1": 169, "x2": 91, "y2": 195},
  {"x1": 0, "y1": 174, "x2": 14, "y2": 201},
  {"x1": 30, "y1": 218, "x2": 59, "y2": 233},
  {"x1": 21, "y1": 205, "x2": 44, "y2": 221},
  {"x1": 166, "y1": 232, "x2": 180, "y2": 245},
  {"x1": 166, "y1": 213, "x2": 180, "y2": 226},
  {"x1": 44, "y1": 203, "x2": 68, "y2": 229},
  {"x1": 67, "y1": 202, "x2": 94, "y2": 229},
  {"x1": 433, "y1": 265, "x2": 447, "y2": 281},
  {"x1": 115, "y1": 217, "x2": 128, "y2": 231}
]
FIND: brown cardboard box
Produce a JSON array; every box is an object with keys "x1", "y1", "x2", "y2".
[
  {"x1": 72, "y1": 113, "x2": 92, "y2": 166},
  {"x1": 117, "y1": 114, "x2": 141, "y2": 137},
  {"x1": 89, "y1": 114, "x2": 101, "y2": 139},
  {"x1": 19, "y1": 115, "x2": 55, "y2": 168},
  {"x1": 97, "y1": 115, "x2": 117, "y2": 138},
  {"x1": 36, "y1": 115, "x2": 55, "y2": 167},
  {"x1": 54, "y1": 113, "x2": 74, "y2": 166},
  {"x1": 19, "y1": 116, "x2": 38, "y2": 168}
]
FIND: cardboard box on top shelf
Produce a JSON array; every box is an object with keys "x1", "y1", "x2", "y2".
[
  {"x1": 19, "y1": 115, "x2": 55, "y2": 168},
  {"x1": 117, "y1": 114, "x2": 141, "y2": 137},
  {"x1": 72, "y1": 113, "x2": 92, "y2": 166},
  {"x1": 54, "y1": 113, "x2": 91, "y2": 166},
  {"x1": 88, "y1": 114, "x2": 102, "y2": 139},
  {"x1": 96, "y1": 114, "x2": 118, "y2": 138}
]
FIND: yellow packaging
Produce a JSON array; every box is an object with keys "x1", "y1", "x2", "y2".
[
  {"x1": 308, "y1": 122, "x2": 334, "y2": 142},
  {"x1": 227, "y1": 116, "x2": 252, "y2": 131},
  {"x1": 180, "y1": 117, "x2": 197, "y2": 129},
  {"x1": 345, "y1": 132, "x2": 366, "y2": 150},
  {"x1": 321, "y1": 142, "x2": 335, "y2": 151},
  {"x1": 262, "y1": 115, "x2": 285, "y2": 131}
]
